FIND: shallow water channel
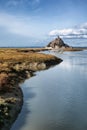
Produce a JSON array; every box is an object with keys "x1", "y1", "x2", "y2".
[{"x1": 11, "y1": 50, "x2": 87, "y2": 130}]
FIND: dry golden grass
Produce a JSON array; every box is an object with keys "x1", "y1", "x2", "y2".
[
  {"x1": 0, "y1": 48, "x2": 62, "y2": 91},
  {"x1": 0, "y1": 48, "x2": 60, "y2": 63},
  {"x1": 0, "y1": 48, "x2": 62, "y2": 88}
]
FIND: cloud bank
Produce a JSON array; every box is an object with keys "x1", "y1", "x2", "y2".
[
  {"x1": 0, "y1": 13, "x2": 31, "y2": 37},
  {"x1": 49, "y1": 23, "x2": 87, "y2": 38},
  {"x1": 0, "y1": 12, "x2": 41, "y2": 38}
]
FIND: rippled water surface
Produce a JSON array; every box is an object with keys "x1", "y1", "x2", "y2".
[{"x1": 11, "y1": 50, "x2": 87, "y2": 130}]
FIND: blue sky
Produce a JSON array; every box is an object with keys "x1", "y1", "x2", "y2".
[{"x1": 0, "y1": 0, "x2": 87, "y2": 46}]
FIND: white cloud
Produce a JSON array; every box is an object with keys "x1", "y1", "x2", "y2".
[
  {"x1": 6, "y1": 0, "x2": 19, "y2": 7},
  {"x1": 80, "y1": 23, "x2": 87, "y2": 29},
  {"x1": 27, "y1": 0, "x2": 40, "y2": 9},
  {"x1": 5, "y1": 0, "x2": 40, "y2": 9},
  {"x1": 49, "y1": 23, "x2": 87, "y2": 38},
  {"x1": 0, "y1": 12, "x2": 38, "y2": 37}
]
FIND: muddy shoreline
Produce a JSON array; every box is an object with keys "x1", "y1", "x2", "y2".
[{"x1": 0, "y1": 48, "x2": 62, "y2": 130}]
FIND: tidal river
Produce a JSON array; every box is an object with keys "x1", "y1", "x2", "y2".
[{"x1": 11, "y1": 50, "x2": 87, "y2": 130}]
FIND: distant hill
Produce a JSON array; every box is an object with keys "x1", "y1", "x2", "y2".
[{"x1": 47, "y1": 36, "x2": 70, "y2": 49}]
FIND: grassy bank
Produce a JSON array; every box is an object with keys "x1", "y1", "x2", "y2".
[{"x1": 0, "y1": 48, "x2": 62, "y2": 130}]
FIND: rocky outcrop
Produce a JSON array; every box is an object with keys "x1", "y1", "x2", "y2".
[{"x1": 47, "y1": 36, "x2": 70, "y2": 49}]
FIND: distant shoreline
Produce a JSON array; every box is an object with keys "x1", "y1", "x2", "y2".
[
  {"x1": 0, "y1": 45, "x2": 87, "y2": 50},
  {"x1": 0, "y1": 46, "x2": 87, "y2": 52},
  {"x1": 46, "y1": 46, "x2": 87, "y2": 52},
  {"x1": 63, "y1": 47, "x2": 87, "y2": 51}
]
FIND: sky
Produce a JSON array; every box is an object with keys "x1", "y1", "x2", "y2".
[{"x1": 0, "y1": 0, "x2": 87, "y2": 46}]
